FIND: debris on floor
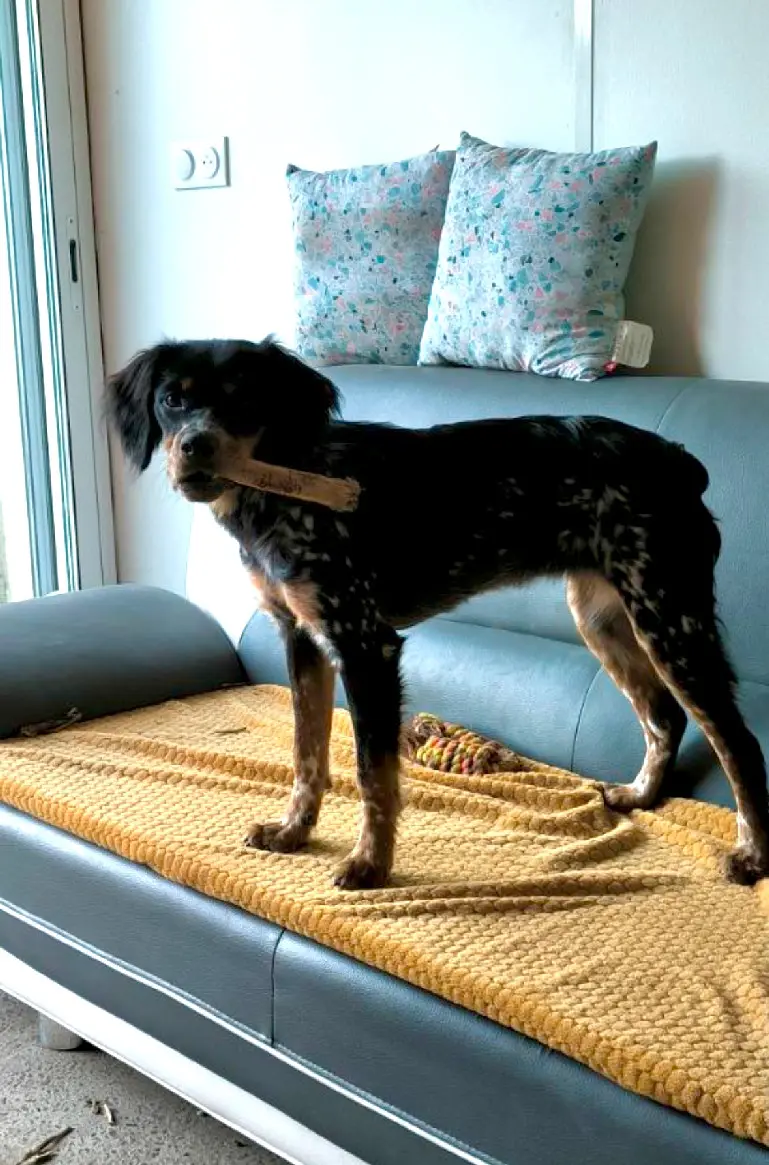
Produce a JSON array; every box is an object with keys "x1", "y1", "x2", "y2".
[
  {"x1": 13, "y1": 1127, "x2": 73, "y2": 1165},
  {"x1": 85, "y1": 1098, "x2": 117, "y2": 1126},
  {"x1": 1, "y1": 991, "x2": 284, "y2": 1162}
]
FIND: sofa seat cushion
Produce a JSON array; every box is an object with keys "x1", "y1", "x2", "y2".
[
  {"x1": 275, "y1": 932, "x2": 768, "y2": 1165},
  {"x1": 1, "y1": 685, "x2": 767, "y2": 1148},
  {"x1": 3, "y1": 801, "x2": 763, "y2": 1165},
  {"x1": 0, "y1": 802, "x2": 279, "y2": 1037}
]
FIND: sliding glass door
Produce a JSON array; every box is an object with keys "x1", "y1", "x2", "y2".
[
  {"x1": 0, "y1": 198, "x2": 35, "y2": 600},
  {"x1": 1, "y1": 0, "x2": 57, "y2": 597},
  {"x1": 0, "y1": 0, "x2": 114, "y2": 600}
]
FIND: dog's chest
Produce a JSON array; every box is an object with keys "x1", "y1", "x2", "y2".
[{"x1": 218, "y1": 492, "x2": 327, "y2": 574}]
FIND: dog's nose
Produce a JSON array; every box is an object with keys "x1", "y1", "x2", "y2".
[{"x1": 180, "y1": 432, "x2": 215, "y2": 459}]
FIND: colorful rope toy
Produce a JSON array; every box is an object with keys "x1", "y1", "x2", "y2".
[{"x1": 402, "y1": 713, "x2": 523, "y2": 775}]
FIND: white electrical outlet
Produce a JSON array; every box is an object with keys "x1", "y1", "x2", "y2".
[{"x1": 171, "y1": 138, "x2": 230, "y2": 190}]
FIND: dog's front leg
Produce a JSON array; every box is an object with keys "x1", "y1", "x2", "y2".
[
  {"x1": 334, "y1": 626, "x2": 404, "y2": 891},
  {"x1": 244, "y1": 623, "x2": 335, "y2": 853}
]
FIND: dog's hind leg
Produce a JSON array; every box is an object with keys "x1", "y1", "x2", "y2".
[
  {"x1": 609, "y1": 547, "x2": 769, "y2": 885},
  {"x1": 244, "y1": 623, "x2": 335, "y2": 853},
  {"x1": 567, "y1": 571, "x2": 686, "y2": 809}
]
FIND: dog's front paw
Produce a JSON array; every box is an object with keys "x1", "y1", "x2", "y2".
[
  {"x1": 724, "y1": 844, "x2": 769, "y2": 886},
  {"x1": 333, "y1": 853, "x2": 390, "y2": 891},
  {"x1": 243, "y1": 820, "x2": 308, "y2": 853}
]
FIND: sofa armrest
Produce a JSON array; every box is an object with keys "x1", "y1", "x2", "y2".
[{"x1": 0, "y1": 584, "x2": 244, "y2": 738}]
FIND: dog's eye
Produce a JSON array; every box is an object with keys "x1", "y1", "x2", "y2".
[{"x1": 163, "y1": 390, "x2": 184, "y2": 410}]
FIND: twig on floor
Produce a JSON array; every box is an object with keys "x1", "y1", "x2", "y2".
[
  {"x1": 86, "y1": 1099, "x2": 117, "y2": 1127},
  {"x1": 13, "y1": 1126, "x2": 73, "y2": 1165}
]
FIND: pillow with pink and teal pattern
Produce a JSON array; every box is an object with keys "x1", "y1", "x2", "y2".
[
  {"x1": 418, "y1": 133, "x2": 657, "y2": 381},
  {"x1": 287, "y1": 149, "x2": 455, "y2": 366}
]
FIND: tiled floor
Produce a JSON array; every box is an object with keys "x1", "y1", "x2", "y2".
[{"x1": 0, "y1": 990, "x2": 286, "y2": 1165}]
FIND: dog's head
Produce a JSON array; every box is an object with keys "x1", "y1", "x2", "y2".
[{"x1": 105, "y1": 338, "x2": 339, "y2": 502}]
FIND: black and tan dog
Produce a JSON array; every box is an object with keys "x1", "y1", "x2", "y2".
[{"x1": 107, "y1": 338, "x2": 769, "y2": 889}]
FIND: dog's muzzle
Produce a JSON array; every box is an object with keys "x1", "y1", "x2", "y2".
[{"x1": 172, "y1": 427, "x2": 226, "y2": 502}]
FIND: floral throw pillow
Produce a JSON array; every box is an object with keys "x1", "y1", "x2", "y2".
[
  {"x1": 418, "y1": 133, "x2": 657, "y2": 381},
  {"x1": 288, "y1": 149, "x2": 455, "y2": 366}
]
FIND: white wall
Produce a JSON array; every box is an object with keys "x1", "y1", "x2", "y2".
[
  {"x1": 82, "y1": 0, "x2": 769, "y2": 598},
  {"x1": 82, "y1": 0, "x2": 575, "y2": 596},
  {"x1": 594, "y1": 0, "x2": 769, "y2": 381}
]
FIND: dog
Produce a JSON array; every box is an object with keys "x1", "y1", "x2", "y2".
[{"x1": 107, "y1": 337, "x2": 769, "y2": 890}]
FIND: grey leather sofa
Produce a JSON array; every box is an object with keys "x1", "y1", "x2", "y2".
[{"x1": 0, "y1": 366, "x2": 767, "y2": 1165}]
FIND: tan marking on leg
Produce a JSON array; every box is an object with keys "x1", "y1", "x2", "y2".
[
  {"x1": 334, "y1": 755, "x2": 401, "y2": 890},
  {"x1": 620, "y1": 602, "x2": 769, "y2": 883},
  {"x1": 567, "y1": 572, "x2": 685, "y2": 811},
  {"x1": 652, "y1": 687, "x2": 766, "y2": 878},
  {"x1": 281, "y1": 579, "x2": 323, "y2": 633},
  {"x1": 245, "y1": 568, "x2": 282, "y2": 617},
  {"x1": 244, "y1": 631, "x2": 335, "y2": 854},
  {"x1": 284, "y1": 655, "x2": 335, "y2": 831}
]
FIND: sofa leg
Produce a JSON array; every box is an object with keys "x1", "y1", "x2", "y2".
[{"x1": 37, "y1": 1013, "x2": 84, "y2": 1051}]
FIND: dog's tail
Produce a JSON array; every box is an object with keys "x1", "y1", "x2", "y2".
[
  {"x1": 667, "y1": 440, "x2": 710, "y2": 498},
  {"x1": 663, "y1": 441, "x2": 722, "y2": 569}
]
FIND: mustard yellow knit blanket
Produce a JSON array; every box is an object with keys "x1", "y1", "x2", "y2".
[{"x1": 1, "y1": 684, "x2": 768, "y2": 1146}]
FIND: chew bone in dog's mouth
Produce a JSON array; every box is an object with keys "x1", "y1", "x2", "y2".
[{"x1": 176, "y1": 427, "x2": 266, "y2": 502}]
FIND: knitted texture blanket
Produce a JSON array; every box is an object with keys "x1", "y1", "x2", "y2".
[{"x1": 1, "y1": 684, "x2": 767, "y2": 1145}]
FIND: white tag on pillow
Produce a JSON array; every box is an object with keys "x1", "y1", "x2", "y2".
[{"x1": 612, "y1": 321, "x2": 654, "y2": 368}]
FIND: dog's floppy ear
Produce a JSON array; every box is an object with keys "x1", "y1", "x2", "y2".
[
  {"x1": 256, "y1": 338, "x2": 341, "y2": 429},
  {"x1": 106, "y1": 343, "x2": 175, "y2": 472}
]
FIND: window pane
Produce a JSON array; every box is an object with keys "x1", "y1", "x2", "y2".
[{"x1": 0, "y1": 0, "x2": 78, "y2": 599}]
